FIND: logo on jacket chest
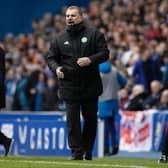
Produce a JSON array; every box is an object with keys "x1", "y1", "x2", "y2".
[
  {"x1": 64, "y1": 41, "x2": 70, "y2": 45},
  {"x1": 81, "y1": 37, "x2": 88, "y2": 43}
]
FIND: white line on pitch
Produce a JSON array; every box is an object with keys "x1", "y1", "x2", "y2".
[{"x1": 0, "y1": 159, "x2": 149, "y2": 168}]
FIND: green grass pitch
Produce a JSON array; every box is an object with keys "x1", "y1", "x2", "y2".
[{"x1": 0, "y1": 156, "x2": 167, "y2": 168}]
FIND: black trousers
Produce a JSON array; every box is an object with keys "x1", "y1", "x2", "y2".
[
  {"x1": 65, "y1": 98, "x2": 98, "y2": 157},
  {"x1": 162, "y1": 131, "x2": 168, "y2": 155},
  {"x1": 104, "y1": 115, "x2": 118, "y2": 152},
  {"x1": 0, "y1": 131, "x2": 7, "y2": 145}
]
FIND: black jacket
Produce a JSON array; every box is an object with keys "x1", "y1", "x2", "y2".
[
  {"x1": 0, "y1": 47, "x2": 5, "y2": 108},
  {"x1": 46, "y1": 23, "x2": 109, "y2": 100}
]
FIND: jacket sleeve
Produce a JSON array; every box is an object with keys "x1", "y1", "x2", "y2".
[
  {"x1": 89, "y1": 30, "x2": 109, "y2": 65},
  {"x1": 45, "y1": 39, "x2": 61, "y2": 73},
  {"x1": 117, "y1": 72, "x2": 127, "y2": 88}
]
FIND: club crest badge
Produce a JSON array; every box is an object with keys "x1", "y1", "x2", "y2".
[
  {"x1": 81, "y1": 37, "x2": 88, "y2": 43},
  {"x1": 64, "y1": 41, "x2": 70, "y2": 45}
]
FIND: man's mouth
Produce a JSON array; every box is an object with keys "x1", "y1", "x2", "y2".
[{"x1": 68, "y1": 21, "x2": 74, "y2": 25}]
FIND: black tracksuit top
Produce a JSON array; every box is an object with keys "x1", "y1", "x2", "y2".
[{"x1": 46, "y1": 23, "x2": 109, "y2": 100}]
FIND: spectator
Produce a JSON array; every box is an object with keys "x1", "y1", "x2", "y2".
[
  {"x1": 133, "y1": 46, "x2": 160, "y2": 91},
  {"x1": 161, "y1": 50, "x2": 168, "y2": 89},
  {"x1": 1, "y1": 0, "x2": 168, "y2": 113},
  {"x1": 25, "y1": 70, "x2": 41, "y2": 111},
  {"x1": 12, "y1": 65, "x2": 29, "y2": 110},
  {"x1": 5, "y1": 69, "x2": 17, "y2": 110},
  {"x1": 156, "y1": 90, "x2": 168, "y2": 110},
  {"x1": 144, "y1": 80, "x2": 162, "y2": 109},
  {"x1": 125, "y1": 84, "x2": 147, "y2": 111},
  {"x1": 34, "y1": 72, "x2": 47, "y2": 111},
  {"x1": 43, "y1": 77, "x2": 59, "y2": 111}
]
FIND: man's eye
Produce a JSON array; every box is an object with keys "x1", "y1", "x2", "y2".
[{"x1": 66, "y1": 14, "x2": 75, "y2": 18}]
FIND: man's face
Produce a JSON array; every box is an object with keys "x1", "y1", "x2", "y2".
[
  {"x1": 151, "y1": 81, "x2": 160, "y2": 94},
  {"x1": 66, "y1": 9, "x2": 82, "y2": 26},
  {"x1": 163, "y1": 56, "x2": 168, "y2": 64}
]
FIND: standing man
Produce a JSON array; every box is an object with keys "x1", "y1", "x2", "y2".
[
  {"x1": 46, "y1": 6, "x2": 109, "y2": 160},
  {"x1": 0, "y1": 45, "x2": 13, "y2": 156},
  {"x1": 98, "y1": 61, "x2": 127, "y2": 156}
]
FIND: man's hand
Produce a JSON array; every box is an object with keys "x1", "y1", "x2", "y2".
[
  {"x1": 77, "y1": 57, "x2": 91, "y2": 67},
  {"x1": 56, "y1": 66, "x2": 64, "y2": 79}
]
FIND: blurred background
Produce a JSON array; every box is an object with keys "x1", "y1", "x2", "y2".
[
  {"x1": 0, "y1": 0, "x2": 168, "y2": 158},
  {"x1": 0, "y1": 0, "x2": 90, "y2": 40}
]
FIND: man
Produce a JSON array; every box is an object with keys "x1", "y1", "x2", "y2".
[
  {"x1": 158, "y1": 132, "x2": 168, "y2": 163},
  {"x1": 98, "y1": 61, "x2": 127, "y2": 156},
  {"x1": 0, "y1": 45, "x2": 13, "y2": 156},
  {"x1": 46, "y1": 6, "x2": 109, "y2": 160}
]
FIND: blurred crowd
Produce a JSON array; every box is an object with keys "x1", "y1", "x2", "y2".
[{"x1": 1, "y1": 0, "x2": 168, "y2": 112}]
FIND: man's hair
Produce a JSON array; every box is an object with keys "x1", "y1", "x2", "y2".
[{"x1": 67, "y1": 6, "x2": 83, "y2": 16}]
